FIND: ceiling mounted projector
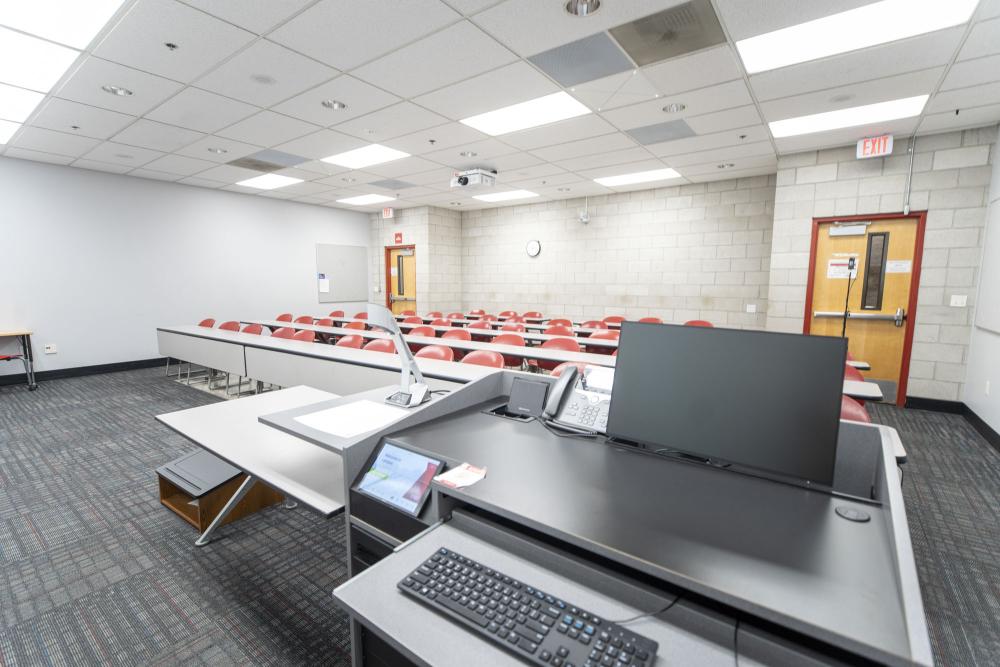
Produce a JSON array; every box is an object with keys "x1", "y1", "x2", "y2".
[{"x1": 450, "y1": 168, "x2": 497, "y2": 190}]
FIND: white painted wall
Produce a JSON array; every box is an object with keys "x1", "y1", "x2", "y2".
[
  {"x1": 0, "y1": 157, "x2": 370, "y2": 375},
  {"x1": 963, "y1": 124, "x2": 1000, "y2": 430}
]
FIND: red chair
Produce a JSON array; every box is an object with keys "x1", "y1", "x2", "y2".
[
  {"x1": 544, "y1": 325, "x2": 575, "y2": 336},
  {"x1": 272, "y1": 327, "x2": 295, "y2": 339},
  {"x1": 401, "y1": 310, "x2": 417, "y2": 316},
  {"x1": 292, "y1": 330, "x2": 315, "y2": 343},
  {"x1": 468, "y1": 319, "x2": 493, "y2": 342},
  {"x1": 198, "y1": 318, "x2": 216, "y2": 327},
  {"x1": 846, "y1": 351, "x2": 856, "y2": 361},
  {"x1": 501, "y1": 323, "x2": 526, "y2": 332},
  {"x1": 316, "y1": 318, "x2": 334, "y2": 327},
  {"x1": 638, "y1": 317, "x2": 663, "y2": 324},
  {"x1": 363, "y1": 339, "x2": 397, "y2": 354},
  {"x1": 480, "y1": 314, "x2": 499, "y2": 322},
  {"x1": 461, "y1": 350, "x2": 504, "y2": 368},
  {"x1": 415, "y1": 345, "x2": 455, "y2": 362},
  {"x1": 354, "y1": 312, "x2": 369, "y2": 320},
  {"x1": 344, "y1": 321, "x2": 365, "y2": 330},
  {"x1": 218, "y1": 321, "x2": 239, "y2": 331},
  {"x1": 841, "y1": 395, "x2": 871, "y2": 423},
  {"x1": 241, "y1": 323, "x2": 262, "y2": 335},
  {"x1": 430, "y1": 318, "x2": 452, "y2": 327},
  {"x1": 586, "y1": 329, "x2": 619, "y2": 354},
  {"x1": 548, "y1": 318, "x2": 572, "y2": 327},
  {"x1": 442, "y1": 329, "x2": 472, "y2": 341},
  {"x1": 493, "y1": 333, "x2": 526, "y2": 367},
  {"x1": 522, "y1": 311, "x2": 543, "y2": 319},
  {"x1": 426, "y1": 311, "x2": 443, "y2": 318},
  {"x1": 581, "y1": 320, "x2": 605, "y2": 329},
  {"x1": 499, "y1": 310, "x2": 518, "y2": 318},
  {"x1": 294, "y1": 315, "x2": 313, "y2": 324},
  {"x1": 505, "y1": 315, "x2": 525, "y2": 323},
  {"x1": 844, "y1": 365, "x2": 866, "y2": 383},
  {"x1": 447, "y1": 312, "x2": 465, "y2": 320},
  {"x1": 275, "y1": 313, "x2": 292, "y2": 322},
  {"x1": 328, "y1": 310, "x2": 345, "y2": 318},
  {"x1": 551, "y1": 362, "x2": 588, "y2": 378},
  {"x1": 410, "y1": 326, "x2": 435, "y2": 337},
  {"x1": 402, "y1": 316, "x2": 423, "y2": 324},
  {"x1": 335, "y1": 335, "x2": 364, "y2": 349},
  {"x1": 602, "y1": 316, "x2": 626, "y2": 326},
  {"x1": 469, "y1": 309, "x2": 486, "y2": 317},
  {"x1": 684, "y1": 320, "x2": 713, "y2": 327},
  {"x1": 532, "y1": 337, "x2": 580, "y2": 372}
]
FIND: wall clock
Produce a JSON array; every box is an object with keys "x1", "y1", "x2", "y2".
[{"x1": 526, "y1": 240, "x2": 541, "y2": 257}]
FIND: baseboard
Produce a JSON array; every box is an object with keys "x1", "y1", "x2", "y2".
[
  {"x1": 903, "y1": 397, "x2": 966, "y2": 414},
  {"x1": 0, "y1": 357, "x2": 165, "y2": 386},
  {"x1": 965, "y1": 408, "x2": 1000, "y2": 454}
]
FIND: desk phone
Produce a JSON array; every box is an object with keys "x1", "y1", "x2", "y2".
[{"x1": 543, "y1": 365, "x2": 614, "y2": 434}]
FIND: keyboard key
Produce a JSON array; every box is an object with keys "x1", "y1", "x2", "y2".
[{"x1": 437, "y1": 595, "x2": 488, "y2": 628}]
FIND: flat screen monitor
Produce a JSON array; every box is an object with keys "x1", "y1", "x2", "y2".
[
  {"x1": 606, "y1": 323, "x2": 846, "y2": 486},
  {"x1": 356, "y1": 441, "x2": 444, "y2": 516}
]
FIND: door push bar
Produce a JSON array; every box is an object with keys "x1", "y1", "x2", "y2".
[{"x1": 814, "y1": 307, "x2": 906, "y2": 327}]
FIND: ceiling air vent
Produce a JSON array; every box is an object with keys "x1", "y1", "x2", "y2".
[
  {"x1": 610, "y1": 0, "x2": 725, "y2": 67},
  {"x1": 227, "y1": 149, "x2": 307, "y2": 173}
]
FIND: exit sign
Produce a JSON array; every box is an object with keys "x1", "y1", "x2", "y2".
[
  {"x1": 394, "y1": 232, "x2": 402, "y2": 244},
  {"x1": 857, "y1": 134, "x2": 893, "y2": 159},
  {"x1": 382, "y1": 207, "x2": 394, "y2": 219}
]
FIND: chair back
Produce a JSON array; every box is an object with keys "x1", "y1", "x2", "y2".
[
  {"x1": 426, "y1": 311, "x2": 443, "y2": 318},
  {"x1": 363, "y1": 339, "x2": 396, "y2": 354},
  {"x1": 241, "y1": 323, "x2": 263, "y2": 335},
  {"x1": 844, "y1": 365, "x2": 866, "y2": 383},
  {"x1": 638, "y1": 317, "x2": 663, "y2": 324},
  {"x1": 354, "y1": 312, "x2": 369, "y2": 320},
  {"x1": 535, "y1": 337, "x2": 581, "y2": 371},
  {"x1": 447, "y1": 312, "x2": 465, "y2": 320},
  {"x1": 493, "y1": 333, "x2": 526, "y2": 367},
  {"x1": 461, "y1": 350, "x2": 504, "y2": 368},
  {"x1": 315, "y1": 318, "x2": 334, "y2": 327},
  {"x1": 442, "y1": 329, "x2": 472, "y2": 341},
  {"x1": 415, "y1": 345, "x2": 454, "y2": 362},
  {"x1": 272, "y1": 327, "x2": 295, "y2": 339},
  {"x1": 218, "y1": 321, "x2": 239, "y2": 331},
  {"x1": 410, "y1": 326, "x2": 436, "y2": 337},
  {"x1": 292, "y1": 330, "x2": 315, "y2": 343},
  {"x1": 544, "y1": 325, "x2": 575, "y2": 336},
  {"x1": 401, "y1": 310, "x2": 417, "y2": 316},
  {"x1": 403, "y1": 316, "x2": 424, "y2": 323},
  {"x1": 840, "y1": 395, "x2": 871, "y2": 423},
  {"x1": 275, "y1": 313, "x2": 292, "y2": 322},
  {"x1": 585, "y1": 329, "x2": 619, "y2": 354},
  {"x1": 602, "y1": 316, "x2": 626, "y2": 325},
  {"x1": 430, "y1": 318, "x2": 452, "y2": 327},
  {"x1": 469, "y1": 309, "x2": 486, "y2": 316},
  {"x1": 548, "y1": 318, "x2": 572, "y2": 326},
  {"x1": 344, "y1": 321, "x2": 365, "y2": 330},
  {"x1": 551, "y1": 362, "x2": 588, "y2": 378},
  {"x1": 499, "y1": 310, "x2": 518, "y2": 318},
  {"x1": 684, "y1": 320, "x2": 713, "y2": 327},
  {"x1": 522, "y1": 311, "x2": 543, "y2": 318},
  {"x1": 335, "y1": 335, "x2": 363, "y2": 348},
  {"x1": 294, "y1": 315, "x2": 313, "y2": 324},
  {"x1": 581, "y1": 320, "x2": 605, "y2": 329},
  {"x1": 480, "y1": 314, "x2": 498, "y2": 322},
  {"x1": 501, "y1": 323, "x2": 525, "y2": 332},
  {"x1": 198, "y1": 318, "x2": 216, "y2": 327},
  {"x1": 328, "y1": 310, "x2": 345, "y2": 318}
]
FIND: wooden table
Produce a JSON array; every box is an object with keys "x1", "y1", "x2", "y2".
[{"x1": 0, "y1": 329, "x2": 37, "y2": 390}]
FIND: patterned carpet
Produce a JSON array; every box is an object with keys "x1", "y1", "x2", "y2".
[
  {"x1": 0, "y1": 369, "x2": 997, "y2": 665},
  {"x1": 0, "y1": 368, "x2": 351, "y2": 666}
]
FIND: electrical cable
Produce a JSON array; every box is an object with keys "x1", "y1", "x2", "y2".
[{"x1": 608, "y1": 596, "x2": 681, "y2": 625}]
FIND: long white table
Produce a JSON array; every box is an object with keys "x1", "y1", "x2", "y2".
[{"x1": 156, "y1": 386, "x2": 346, "y2": 545}]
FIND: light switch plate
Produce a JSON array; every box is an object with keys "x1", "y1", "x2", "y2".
[
  {"x1": 949, "y1": 294, "x2": 967, "y2": 307},
  {"x1": 44, "y1": 344, "x2": 57, "y2": 354}
]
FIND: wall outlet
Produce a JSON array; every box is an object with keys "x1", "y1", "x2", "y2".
[
  {"x1": 746, "y1": 304, "x2": 757, "y2": 314},
  {"x1": 949, "y1": 294, "x2": 967, "y2": 307},
  {"x1": 43, "y1": 344, "x2": 57, "y2": 354}
]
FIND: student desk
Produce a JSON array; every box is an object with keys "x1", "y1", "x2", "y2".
[
  {"x1": 843, "y1": 379, "x2": 885, "y2": 401},
  {"x1": 0, "y1": 329, "x2": 38, "y2": 390}
]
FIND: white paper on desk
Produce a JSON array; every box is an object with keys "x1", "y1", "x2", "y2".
[
  {"x1": 434, "y1": 463, "x2": 487, "y2": 489},
  {"x1": 294, "y1": 400, "x2": 407, "y2": 438}
]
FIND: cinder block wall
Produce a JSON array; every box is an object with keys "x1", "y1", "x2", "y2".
[{"x1": 767, "y1": 126, "x2": 997, "y2": 400}]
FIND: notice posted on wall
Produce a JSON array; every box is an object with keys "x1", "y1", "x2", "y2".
[
  {"x1": 317, "y1": 273, "x2": 330, "y2": 293},
  {"x1": 886, "y1": 259, "x2": 912, "y2": 274},
  {"x1": 827, "y1": 258, "x2": 858, "y2": 279}
]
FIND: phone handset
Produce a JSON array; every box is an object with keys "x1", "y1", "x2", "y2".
[{"x1": 542, "y1": 366, "x2": 578, "y2": 419}]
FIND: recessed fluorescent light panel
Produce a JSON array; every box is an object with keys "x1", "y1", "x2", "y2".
[
  {"x1": 472, "y1": 190, "x2": 539, "y2": 202},
  {"x1": 0, "y1": 27, "x2": 80, "y2": 92},
  {"x1": 236, "y1": 174, "x2": 304, "y2": 190},
  {"x1": 337, "y1": 194, "x2": 396, "y2": 205},
  {"x1": 736, "y1": 0, "x2": 979, "y2": 73},
  {"x1": 769, "y1": 95, "x2": 928, "y2": 138},
  {"x1": 0, "y1": 83, "x2": 45, "y2": 122},
  {"x1": 321, "y1": 144, "x2": 409, "y2": 169},
  {"x1": 594, "y1": 168, "x2": 681, "y2": 187},
  {"x1": 0, "y1": 0, "x2": 126, "y2": 49},
  {"x1": 0, "y1": 119, "x2": 21, "y2": 144},
  {"x1": 460, "y1": 92, "x2": 590, "y2": 136}
]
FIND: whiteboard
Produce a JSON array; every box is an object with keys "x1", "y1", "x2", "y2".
[
  {"x1": 315, "y1": 244, "x2": 368, "y2": 303},
  {"x1": 975, "y1": 202, "x2": 1000, "y2": 334}
]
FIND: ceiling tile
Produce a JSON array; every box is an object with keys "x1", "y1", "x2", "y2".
[
  {"x1": 919, "y1": 103, "x2": 1000, "y2": 133},
  {"x1": 685, "y1": 105, "x2": 762, "y2": 134},
  {"x1": 268, "y1": 0, "x2": 460, "y2": 70},
  {"x1": 569, "y1": 70, "x2": 658, "y2": 112},
  {"x1": 502, "y1": 115, "x2": 617, "y2": 151},
  {"x1": 94, "y1": 0, "x2": 255, "y2": 82},
  {"x1": 179, "y1": 0, "x2": 313, "y2": 34},
  {"x1": 749, "y1": 28, "x2": 964, "y2": 102},
  {"x1": 503, "y1": 162, "x2": 568, "y2": 180},
  {"x1": 175, "y1": 134, "x2": 262, "y2": 162},
  {"x1": 271, "y1": 75, "x2": 400, "y2": 127},
  {"x1": 196, "y1": 163, "x2": 265, "y2": 183},
  {"x1": 81, "y1": 141, "x2": 166, "y2": 166},
  {"x1": 1, "y1": 147, "x2": 75, "y2": 165},
  {"x1": 55, "y1": 57, "x2": 184, "y2": 115},
  {"x1": 216, "y1": 110, "x2": 319, "y2": 146},
  {"x1": 553, "y1": 146, "x2": 655, "y2": 172},
  {"x1": 72, "y1": 159, "x2": 134, "y2": 174},
  {"x1": 642, "y1": 45, "x2": 744, "y2": 97},
  {"x1": 413, "y1": 61, "x2": 557, "y2": 120},
  {"x1": 141, "y1": 153, "x2": 216, "y2": 175},
  {"x1": 959, "y1": 17, "x2": 1000, "y2": 60},
  {"x1": 383, "y1": 123, "x2": 488, "y2": 156},
  {"x1": 128, "y1": 167, "x2": 182, "y2": 181},
  {"x1": 940, "y1": 54, "x2": 1000, "y2": 91},
  {"x1": 146, "y1": 87, "x2": 258, "y2": 133},
  {"x1": 758, "y1": 68, "x2": 943, "y2": 121},
  {"x1": 576, "y1": 158, "x2": 671, "y2": 180},
  {"x1": 479, "y1": 151, "x2": 544, "y2": 171},
  {"x1": 272, "y1": 129, "x2": 367, "y2": 160},
  {"x1": 773, "y1": 117, "x2": 918, "y2": 154},
  {"x1": 442, "y1": 0, "x2": 503, "y2": 15},
  {"x1": 112, "y1": 118, "x2": 204, "y2": 152},
  {"x1": 646, "y1": 124, "x2": 771, "y2": 157},
  {"x1": 194, "y1": 39, "x2": 338, "y2": 107},
  {"x1": 364, "y1": 156, "x2": 441, "y2": 178},
  {"x1": 177, "y1": 175, "x2": 226, "y2": 188},
  {"x1": 662, "y1": 140, "x2": 775, "y2": 167},
  {"x1": 10, "y1": 127, "x2": 101, "y2": 157},
  {"x1": 532, "y1": 132, "x2": 637, "y2": 162},
  {"x1": 471, "y1": 0, "x2": 684, "y2": 57},
  {"x1": 352, "y1": 21, "x2": 517, "y2": 98},
  {"x1": 602, "y1": 79, "x2": 753, "y2": 130},
  {"x1": 422, "y1": 137, "x2": 516, "y2": 166},
  {"x1": 529, "y1": 32, "x2": 634, "y2": 88},
  {"x1": 926, "y1": 81, "x2": 1000, "y2": 114},
  {"x1": 714, "y1": 0, "x2": 873, "y2": 41},
  {"x1": 333, "y1": 102, "x2": 449, "y2": 140},
  {"x1": 30, "y1": 98, "x2": 135, "y2": 139},
  {"x1": 392, "y1": 166, "x2": 455, "y2": 186}
]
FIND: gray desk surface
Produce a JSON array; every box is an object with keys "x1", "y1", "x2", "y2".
[
  {"x1": 385, "y1": 403, "x2": 923, "y2": 666},
  {"x1": 847, "y1": 360, "x2": 871, "y2": 371},
  {"x1": 155, "y1": 386, "x2": 345, "y2": 515},
  {"x1": 843, "y1": 379, "x2": 884, "y2": 400}
]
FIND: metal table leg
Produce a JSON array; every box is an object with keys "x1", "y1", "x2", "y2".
[
  {"x1": 20, "y1": 334, "x2": 37, "y2": 391},
  {"x1": 194, "y1": 475, "x2": 257, "y2": 547}
]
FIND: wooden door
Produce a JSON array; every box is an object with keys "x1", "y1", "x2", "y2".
[
  {"x1": 805, "y1": 215, "x2": 924, "y2": 404},
  {"x1": 386, "y1": 246, "x2": 416, "y2": 315}
]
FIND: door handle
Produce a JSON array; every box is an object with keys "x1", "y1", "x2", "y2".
[{"x1": 813, "y1": 308, "x2": 907, "y2": 326}]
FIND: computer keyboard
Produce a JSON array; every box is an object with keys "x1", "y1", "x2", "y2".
[{"x1": 397, "y1": 547, "x2": 659, "y2": 666}]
